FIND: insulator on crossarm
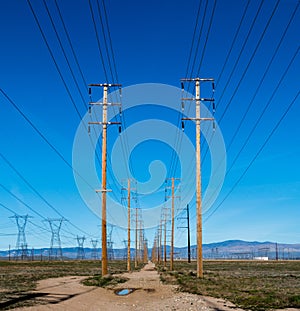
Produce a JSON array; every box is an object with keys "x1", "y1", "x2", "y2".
[
  {"x1": 181, "y1": 101, "x2": 185, "y2": 112},
  {"x1": 181, "y1": 82, "x2": 184, "y2": 91},
  {"x1": 212, "y1": 101, "x2": 216, "y2": 113},
  {"x1": 119, "y1": 88, "x2": 122, "y2": 97},
  {"x1": 118, "y1": 126, "x2": 122, "y2": 133},
  {"x1": 88, "y1": 125, "x2": 91, "y2": 135},
  {"x1": 88, "y1": 106, "x2": 91, "y2": 114},
  {"x1": 119, "y1": 107, "x2": 122, "y2": 117},
  {"x1": 212, "y1": 82, "x2": 215, "y2": 92},
  {"x1": 213, "y1": 121, "x2": 216, "y2": 132},
  {"x1": 181, "y1": 121, "x2": 185, "y2": 131},
  {"x1": 88, "y1": 87, "x2": 91, "y2": 95}
]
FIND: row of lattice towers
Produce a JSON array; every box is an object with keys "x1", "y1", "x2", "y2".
[{"x1": 9, "y1": 215, "x2": 113, "y2": 260}]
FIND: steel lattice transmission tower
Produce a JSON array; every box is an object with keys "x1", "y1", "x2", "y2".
[
  {"x1": 46, "y1": 218, "x2": 65, "y2": 260},
  {"x1": 10, "y1": 214, "x2": 32, "y2": 260},
  {"x1": 90, "y1": 239, "x2": 99, "y2": 260},
  {"x1": 76, "y1": 236, "x2": 85, "y2": 260}
]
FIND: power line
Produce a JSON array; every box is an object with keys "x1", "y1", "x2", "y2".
[
  {"x1": 188, "y1": 0, "x2": 209, "y2": 80},
  {"x1": 200, "y1": 45, "x2": 299, "y2": 223},
  {"x1": 196, "y1": 0, "x2": 217, "y2": 75},
  {"x1": 26, "y1": 0, "x2": 83, "y2": 120},
  {"x1": 218, "y1": 0, "x2": 281, "y2": 123},
  {"x1": 216, "y1": 0, "x2": 265, "y2": 111},
  {"x1": 205, "y1": 89, "x2": 299, "y2": 222},
  {"x1": 96, "y1": 0, "x2": 115, "y2": 83},
  {"x1": 101, "y1": 0, "x2": 119, "y2": 84},
  {"x1": 42, "y1": 0, "x2": 88, "y2": 110},
  {"x1": 215, "y1": 0, "x2": 251, "y2": 87},
  {"x1": 88, "y1": 0, "x2": 109, "y2": 81},
  {"x1": 0, "y1": 152, "x2": 93, "y2": 237},
  {"x1": 225, "y1": 1, "x2": 299, "y2": 153},
  {"x1": 53, "y1": 0, "x2": 88, "y2": 89},
  {"x1": 184, "y1": 0, "x2": 203, "y2": 79},
  {"x1": 0, "y1": 88, "x2": 94, "y2": 193},
  {"x1": 202, "y1": 0, "x2": 298, "y2": 167},
  {"x1": 224, "y1": 46, "x2": 299, "y2": 179}
]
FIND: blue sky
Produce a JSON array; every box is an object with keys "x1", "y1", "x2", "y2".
[{"x1": 0, "y1": 0, "x2": 299, "y2": 250}]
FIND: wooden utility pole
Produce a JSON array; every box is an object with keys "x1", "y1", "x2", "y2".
[
  {"x1": 127, "y1": 179, "x2": 131, "y2": 271},
  {"x1": 139, "y1": 220, "x2": 144, "y2": 262},
  {"x1": 195, "y1": 79, "x2": 203, "y2": 277},
  {"x1": 143, "y1": 239, "x2": 148, "y2": 263},
  {"x1": 164, "y1": 213, "x2": 167, "y2": 267},
  {"x1": 101, "y1": 84, "x2": 108, "y2": 275},
  {"x1": 181, "y1": 78, "x2": 215, "y2": 278},
  {"x1": 135, "y1": 206, "x2": 138, "y2": 268},
  {"x1": 151, "y1": 236, "x2": 157, "y2": 262},
  {"x1": 170, "y1": 177, "x2": 175, "y2": 271},
  {"x1": 89, "y1": 83, "x2": 121, "y2": 276},
  {"x1": 158, "y1": 220, "x2": 162, "y2": 264},
  {"x1": 187, "y1": 204, "x2": 191, "y2": 263},
  {"x1": 166, "y1": 177, "x2": 180, "y2": 271}
]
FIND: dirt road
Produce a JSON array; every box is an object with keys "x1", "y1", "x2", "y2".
[{"x1": 14, "y1": 262, "x2": 245, "y2": 311}]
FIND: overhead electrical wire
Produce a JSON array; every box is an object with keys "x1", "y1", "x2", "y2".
[
  {"x1": 0, "y1": 152, "x2": 94, "y2": 237},
  {"x1": 217, "y1": 0, "x2": 281, "y2": 124},
  {"x1": 175, "y1": 0, "x2": 298, "y2": 236},
  {"x1": 167, "y1": 0, "x2": 207, "y2": 184},
  {"x1": 88, "y1": 0, "x2": 109, "y2": 81},
  {"x1": 225, "y1": 1, "x2": 299, "y2": 153},
  {"x1": 89, "y1": 0, "x2": 142, "y2": 228},
  {"x1": 215, "y1": 0, "x2": 265, "y2": 112},
  {"x1": 0, "y1": 182, "x2": 78, "y2": 240},
  {"x1": 168, "y1": 0, "x2": 217, "y2": 202},
  {"x1": 196, "y1": 0, "x2": 217, "y2": 75},
  {"x1": 45, "y1": 0, "x2": 123, "y2": 204},
  {"x1": 0, "y1": 89, "x2": 93, "y2": 193},
  {"x1": 26, "y1": 0, "x2": 83, "y2": 121},
  {"x1": 101, "y1": 0, "x2": 119, "y2": 84},
  {"x1": 27, "y1": 0, "x2": 131, "y2": 244},
  {"x1": 202, "y1": 45, "x2": 299, "y2": 221},
  {"x1": 53, "y1": 0, "x2": 88, "y2": 89},
  {"x1": 201, "y1": 0, "x2": 280, "y2": 167},
  {"x1": 204, "y1": 89, "x2": 299, "y2": 222},
  {"x1": 202, "y1": 0, "x2": 298, "y2": 168}
]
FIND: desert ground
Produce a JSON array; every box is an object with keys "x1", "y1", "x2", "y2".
[{"x1": 11, "y1": 262, "x2": 249, "y2": 311}]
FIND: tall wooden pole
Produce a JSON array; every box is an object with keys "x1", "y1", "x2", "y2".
[
  {"x1": 135, "y1": 206, "x2": 138, "y2": 268},
  {"x1": 143, "y1": 239, "x2": 148, "y2": 263},
  {"x1": 101, "y1": 85, "x2": 108, "y2": 276},
  {"x1": 195, "y1": 80, "x2": 203, "y2": 278},
  {"x1": 164, "y1": 213, "x2": 167, "y2": 267},
  {"x1": 170, "y1": 177, "x2": 175, "y2": 271},
  {"x1": 139, "y1": 221, "x2": 143, "y2": 262},
  {"x1": 181, "y1": 77, "x2": 214, "y2": 277},
  {"x1": 89, "y1": 83, "x2": 121, "y2": 276},
  {"x1": 127, "y1": 179, "x2": 131, "y2": 271},
  {"x1": 187, "y1": 204, "x2": 191, "y2": 263}
]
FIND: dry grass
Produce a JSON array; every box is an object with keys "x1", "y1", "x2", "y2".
[
  {"x1": 0, "y1": 260, "x2": 130, "y2": 309},
  {"x1": 158, "y1": 260, "x2": 300, "y2": 310}
]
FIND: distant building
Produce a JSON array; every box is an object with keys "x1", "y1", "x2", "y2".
[{"x1": 254, "y1": 256, "x2": 269, "y2": 261}]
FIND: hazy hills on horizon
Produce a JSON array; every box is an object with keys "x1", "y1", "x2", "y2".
[{"x1": 1, "y1": 239, "x2": 299, "y2": 260}]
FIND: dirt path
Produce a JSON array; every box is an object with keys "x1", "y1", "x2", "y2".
[{"x1": 13, "y1": 262, "x2": 245, "y2": 311}]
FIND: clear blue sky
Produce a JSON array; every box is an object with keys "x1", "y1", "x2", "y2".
[{"x1": 0, "y1": 0, "x2": 299, "y2": 250}]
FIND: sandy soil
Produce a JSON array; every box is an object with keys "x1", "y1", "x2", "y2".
[{"x1": 12, "y1": 262, "x2": 247, "y2": 310}]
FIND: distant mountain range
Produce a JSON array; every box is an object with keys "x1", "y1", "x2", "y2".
[{"x1": 1, "y1": 240, "x2": 299, "y2": 260}]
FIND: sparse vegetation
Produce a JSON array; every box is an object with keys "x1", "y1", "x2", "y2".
[
  {"x1": 157, "y1": 260, "x2": 300, "y2": 310},
  {"x1": 0, "y1": 260, "x2": 130, "y2": 310},
  {"x1": 82, "y1": 275, "x2": 128, "y2": 287}
]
